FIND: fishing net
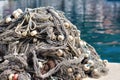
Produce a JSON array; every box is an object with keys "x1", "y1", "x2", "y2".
[{"x1": 0, "y1": 7, "x2": 109, "y2": 80}]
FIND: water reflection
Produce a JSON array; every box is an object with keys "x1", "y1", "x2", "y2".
[{"x1": 0, "y1": 0, "x2": 120, "y2": 62}]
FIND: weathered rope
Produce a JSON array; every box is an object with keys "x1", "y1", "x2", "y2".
[{"x1": 0, "y1": 7, "x2": 108, "y2": 80}]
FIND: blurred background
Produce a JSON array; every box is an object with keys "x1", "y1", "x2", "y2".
[{"x1": 0, "y1": 0, "x2": 120, "y2": 62}]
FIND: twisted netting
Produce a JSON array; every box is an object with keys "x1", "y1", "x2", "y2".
[{"x1": 0, "y1": 7, "x2": 109, "y2": 80}]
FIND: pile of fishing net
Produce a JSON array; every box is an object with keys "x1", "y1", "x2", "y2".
[{"x1": 0, "y1": 7, "x2": 109, "y2": 80}]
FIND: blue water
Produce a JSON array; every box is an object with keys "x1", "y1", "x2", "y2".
[{"x1": 0, "y1": 0, "x2": 120, "y2": 62}]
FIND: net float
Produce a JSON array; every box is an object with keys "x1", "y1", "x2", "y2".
[
  {"x1": 83, "y1": 64, "x2": 90, "y2": 71},
  {"x1": 93, "y1": 69, "x2": 99, "y2": 74},
  {"x1": 84, "y1": 54, "x2": 89, "y2": 58},
  {"x1": 80, "y1": 40, "x2": 86, "y2": 46},
  {"x1": 56, "y1": 49, "x2": 64, "y2": 57},
  {"x1": 17, "y1": 8, "x2": 23, "y2": 14},
  {"x1": 87, "y1": 60, "x2": 94, "y2": 66},
  {"x1": 5, "y1": 17, "x2": 12, "y2": 23},
  {"x1": 12, "y1": 10, "x2": 20, "y2": 19},
  {"x1": 13, "y1": 74, "x2": 18, "y2": 80},
  {"x1": 33, "y1": 38, "x2": 37, "y2": 43},
  {"x1": 67, "y1": 68, "x2": 73, "y2": 73},
  {"x1": 75, "y1": 74, "x2": 81, "y2": 80},
  {"x1": 58, "y1": 35, "x2": 64, "y2": 41},
  {"x1": 103, "y1": 60, "x2": 108, "y2": 66},
  {"x1": 38, "y1": 62, "x2": 43, "y2": 68},
  {"x1": 30, "y1": 30, "x2": 37, "y2": 36},
  {"x1": 98, "y1": 59, "x2": 102, "y2": 62},
  {"x1": 64, "y1": 22, "x2": 70, "y2": 28},
  {"x1": 22, "y1": 31, "x2": 27, "y2": 37},
  {"x1": 8, "y1": 74, "x2": 14, "y2": 80},
  {"x1": 68, "y1": 35, "x2": 73, "y2": 41}
]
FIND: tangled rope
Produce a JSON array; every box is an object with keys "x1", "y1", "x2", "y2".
[{"x1": 0, "y1": 7, "x2": 109, "y2": 80}]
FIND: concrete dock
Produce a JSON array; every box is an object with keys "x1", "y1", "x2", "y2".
[{"x1": 83, "y1": 63, "x2": 120, "y2": 80}]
